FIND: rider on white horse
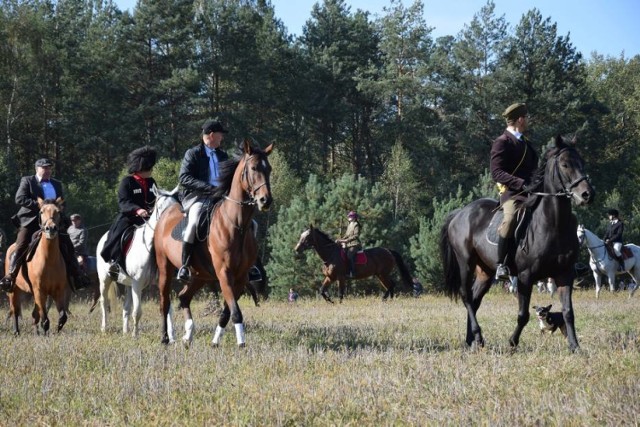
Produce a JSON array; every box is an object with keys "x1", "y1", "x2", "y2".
[{"x1": 604, "y1": 209, "x2": 625, "y2": 271}]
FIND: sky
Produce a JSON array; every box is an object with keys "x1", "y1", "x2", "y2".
[{"x1": 114, "y1": 0, "x2": 640, "y2": 59}]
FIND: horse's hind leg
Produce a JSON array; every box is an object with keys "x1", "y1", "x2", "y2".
[
  {"x1": 9, "y1": 291, "x2": 22, "y2": 336},
  {"x1": 178, "y1": 279, "x2": 204, "y2": 347},
  {"x1": 131, "y1": 282, "x2": 143, "y2": 338},
  {"x1": 463, "y1": 266, "x2": 491, "y2": 348},
  {"x1": 122, "y1": 287, "x2": 133, "y2": 335},
  {"x1": 378, "y1": 275, "x2": 395, "y2": 301}
]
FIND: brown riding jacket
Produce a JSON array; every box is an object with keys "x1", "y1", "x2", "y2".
[{"x1": 490, "y1": 131, "x2": 538, "y2": 204}]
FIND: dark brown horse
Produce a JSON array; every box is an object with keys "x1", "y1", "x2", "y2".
[
  {"x1": 6, "y1": 198, "x2": 70, "y2": 335},
  {"x1": 294, "y1": 225, "x2": 413, "y2": 303},
  {"x1": 154, "y1": 140, "x2": 273, "y2": 346},
  {"x1": 440, "y1": 136, "x2": 594, "y2": 352}
]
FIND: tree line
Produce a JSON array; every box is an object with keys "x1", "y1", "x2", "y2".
[{"x1": 1, "y1": 0, "x2": 639, "y2": 297}]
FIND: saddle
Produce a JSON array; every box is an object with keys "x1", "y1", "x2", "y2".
[
  {"x1": 605, "y1": 243, "x2": 632, "y2": 260},
  {"x1": 170, "y1": 199, "x2": 219, "y2": 242},
  {"x1": 340, "y1": 249, "x2": 367, "y2": 265},
  {"x1": 486, "y1": 205, "x2": 531, "y2": 247}
]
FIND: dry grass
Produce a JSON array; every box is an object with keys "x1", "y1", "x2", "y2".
[{"x1": 0, "y1": 288, "x2": 638, "y2": 426}]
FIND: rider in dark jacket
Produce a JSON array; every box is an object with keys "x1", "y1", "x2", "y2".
[{"x1": 603, "y1": 208, "x2": 625, "y2": 271}]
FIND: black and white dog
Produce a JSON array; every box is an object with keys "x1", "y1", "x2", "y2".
[{"x1": 532, "y1": 304, "x2": 567, "y2": 337}]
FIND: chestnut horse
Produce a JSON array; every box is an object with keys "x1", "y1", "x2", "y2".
[
  {"x1": 6, "y1": 198, "x2": 70, "y2": 335},
  {"x1": 294, "y1": 225, "x2": 413, "y2": 303},
  {"x1": 154, "y1": 140, "x2": 273, "y2": 346}
]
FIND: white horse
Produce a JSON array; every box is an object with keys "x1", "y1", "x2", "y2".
[
  {"x1": 577, "y1": 224, "x2": 639, "y2": 299},
  {"x1": 96, "y1": 186, "x2": 179, "y2": 339}
]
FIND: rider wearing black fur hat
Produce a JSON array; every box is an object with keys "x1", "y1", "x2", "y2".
[{"x1": 100, "y1": 146, "x2": 157, "y2": 276}]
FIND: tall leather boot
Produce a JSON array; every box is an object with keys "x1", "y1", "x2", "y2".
[
  {"x1": 0, "y1": 252, "x2": 19, "y2": 292},
  {"x1": 495, "y1": 237, "x2": 510, "y2": 280},
  {"x1": 177, "y1": 242, "x2": 194, "y2": 281}
]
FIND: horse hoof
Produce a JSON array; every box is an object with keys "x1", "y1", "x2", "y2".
[
  {"x1": 161, "y1": 337, "x2": 170, "y2": 345},
  {"x1": 182, "y1": 339, "x2": 192, "y2": 349}
]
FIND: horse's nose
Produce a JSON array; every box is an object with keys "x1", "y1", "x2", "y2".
[
  {"x1": 582, "y1": 189, "x2": 594, "y2": 204},
  {"x1": 259, "y1": 195, "x2": 272, "y2": 211}
]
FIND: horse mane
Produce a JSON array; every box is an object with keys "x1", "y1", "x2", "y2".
[
  {"x1": 522, "y1": 135, "x2": 573, "y2": 209},
  {"x1": 312, "y1": 227, "x2": 335, "y2": 245},
  {"x1": 212, "y1": 157, "x2": 240, "y2": 198}
]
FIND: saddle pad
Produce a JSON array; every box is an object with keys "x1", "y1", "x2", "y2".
[
  {"x1": 25, "y1": 230, "x2": 44, "y2": 262},
  {"x1": 341, "y1": 250, "x2": 367, "y2": 265},
  {"x1": 622, "y1": 246, "x2": 633, "y2": 259},
  {"x1": 485, "y1": 208, "x2": 529, "y2": 246}
]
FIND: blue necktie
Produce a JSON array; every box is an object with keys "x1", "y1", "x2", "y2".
[{"x1": 209, "y1": 151, "x2": 218, "y2": 186}]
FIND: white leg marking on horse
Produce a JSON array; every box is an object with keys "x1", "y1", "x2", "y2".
[
  {"x1": 182, "y1": 318, "x2": 194, "y2": 345},
  {"x1": 234, "y1": 323, "x2": 246, "y2": 346},
  {"x1": 212, "y1": 325, "x2": 225, "y2": 345}
]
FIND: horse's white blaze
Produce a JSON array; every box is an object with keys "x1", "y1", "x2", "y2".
[
  {"x1": 212, "y1": 325, "x2": 225, "y2": 345},
  {"x1": 235, "y1": 323, "x2": 246, "y2": 346}
]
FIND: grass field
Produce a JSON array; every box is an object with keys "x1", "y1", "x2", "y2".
[{"x1": 0, "y1": 287, "x2": 638, "y2": 426}]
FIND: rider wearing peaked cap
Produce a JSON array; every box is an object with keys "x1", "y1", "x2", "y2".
[{"x1": 604, "y1": 208, "x2": 625, "y2": 271}]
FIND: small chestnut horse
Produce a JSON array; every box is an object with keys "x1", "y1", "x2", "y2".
[
  {"x1": 154, "y1": 140, "x2": 273, "y2": 346},
  {"x1": 6, "y1": 198, "x2": 70, "y2": 335}
]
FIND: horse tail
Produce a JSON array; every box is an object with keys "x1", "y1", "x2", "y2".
[
  {"x1": 440, "y1": 210, "x2": 461, "y2": 301},
  {"x1": 390, "y1": 250, "x2": 413, "y2": 290}
]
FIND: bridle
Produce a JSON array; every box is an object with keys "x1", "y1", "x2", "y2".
[
  {"x1": 224, "y1": 153, "x2": 269, "y2": 207},
  {"x1": 529, "y1": 148, "x2": 591, "y2": 198},
  {"x1": 39, "y1": 204, "x2": 60, "y2": 238}
]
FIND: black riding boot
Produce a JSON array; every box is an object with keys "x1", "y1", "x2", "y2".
[
  {"x1": 495, "y1": 237, "x2": 511, "y2": 280},
  {"x1": 177, "y1": 242, "x2": 194, "y2": 281},
  {"x1": 0, "y1": 252, "x2": 20, "y2": 292}
]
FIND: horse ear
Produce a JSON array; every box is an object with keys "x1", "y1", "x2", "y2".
[
  {"x1": 243, "y1": 138, "x2": 252, "y2": 154},
  {"x1": 264, "y1": 143, "x2": 274, "y2": 156},
  {"x1": 570, "y1": 135, "x2": 578, "y2": 145},
  {"x1": 555, "y1": 134, "x2": 564, "y2": 148},
  {"x1": 37, "y1": 197, "x2": 44, "y2": 208},
  {"x1": 56, "y1": 197, "x2": 64, "y2": 209},
  {"x1": 309, "y1": 223, "x2": 314, "y2": 229}
]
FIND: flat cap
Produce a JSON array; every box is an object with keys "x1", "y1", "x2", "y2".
[
  {"x1": 202, "y1": 120, "x2": 228, "y2": 134},
  {"x1": 70, "y1": 214, "x2": 81, "y2": 220},
  {"x1": 35, "y1": 158, "x2": 53, "y2": 168},
  {"x1": 502, "y1": 103, "x2": 527, "y2": 121}
]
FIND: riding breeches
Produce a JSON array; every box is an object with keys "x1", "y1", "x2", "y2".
[
  {"x1": 183, "y1": 200, "x2": 204, "y2": 244},
  {"x1": 613, "y1": 242, "x2": 622, "y2": 257},
  {"x1": 498, "y1": 199, "x2": 520, "y2": 239}
]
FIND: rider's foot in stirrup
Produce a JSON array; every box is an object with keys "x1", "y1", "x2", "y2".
[
  {"x1": 177, "y1": 266, "x2": 191, "y2": 281},
  {"x1": 495, "y1": 264, "x2": 510, "y2": 281}
]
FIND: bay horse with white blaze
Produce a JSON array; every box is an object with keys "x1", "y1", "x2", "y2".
[
  {"x1": 154, "y1": 140, "x2": 273, "y2": 346},
  {"x1": 294, "y1": 225, "x2": 413, "y2": 303},
  {"x1": 441, "y1": 136, "x2": 594, "y2": 352},
  {"x1": 6, "y1": 198, "x2": 70, "y2": 335}
]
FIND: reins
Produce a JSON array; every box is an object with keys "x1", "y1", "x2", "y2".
[{"x1": 528, "y1": 148, "x2": 591, "y2": 199}]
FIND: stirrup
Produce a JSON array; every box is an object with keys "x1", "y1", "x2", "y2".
[
  {"x1": 495, "y1": 264, "x2": 510, "y2": 281},
  {"x1": 177, "y1": 266, "x2": 191, "y2": 281}
]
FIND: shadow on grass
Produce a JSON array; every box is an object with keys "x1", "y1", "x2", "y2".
[{"x1": 251, "y1": 321, "x2": 454, "y2": 353}]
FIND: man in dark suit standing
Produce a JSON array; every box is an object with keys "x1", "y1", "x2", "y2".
[{"x1": 0, "y1": 158, "x2": 88, "y2": 292}]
